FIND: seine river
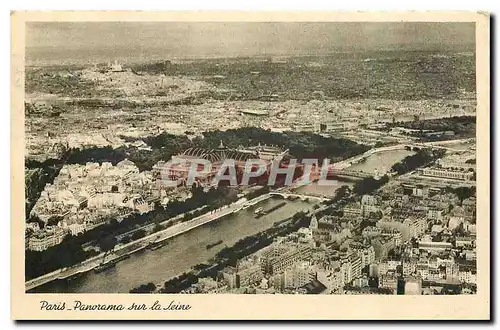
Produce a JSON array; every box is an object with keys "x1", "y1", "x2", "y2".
[
  {"x1": 349, "y1": 149, "x2": 415, "y2": 175},
  {"x1": 31, "y1": 148, "x2": 412, "y2": 293}
]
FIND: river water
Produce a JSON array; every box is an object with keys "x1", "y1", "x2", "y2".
[
  {"x1": 293, "y1": 150, "x2": 413, "y2": 196},
  {"x1": 32, "y1": 148, "x2": 411, "y2": 293}
]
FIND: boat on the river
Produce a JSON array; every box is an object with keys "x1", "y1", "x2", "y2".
[
  {"x1": 206, "y1": 240, "x2": 223, "y2": 249},
  {"x1": 254, "y1": 207, "x2": 264, "y2": 216}
]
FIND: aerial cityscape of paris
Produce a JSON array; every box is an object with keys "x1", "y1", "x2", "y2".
[{"x1": 23, "y1": 21, "x2": 478, "y2": 296}]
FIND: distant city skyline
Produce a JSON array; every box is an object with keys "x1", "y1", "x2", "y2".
[{"x1": 26, "y1": 22, "x2": 475, "y2": 62}]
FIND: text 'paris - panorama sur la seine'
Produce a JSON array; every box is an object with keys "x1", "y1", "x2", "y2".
[{"x1": 40, "y1": 300, "x2": 192, "y2": 311}]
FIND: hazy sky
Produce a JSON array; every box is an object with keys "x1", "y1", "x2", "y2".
[{"x1": 26, "y1": 22, "x2": 475, "y2": 58}]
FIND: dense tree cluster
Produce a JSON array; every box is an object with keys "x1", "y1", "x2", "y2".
[
  {"x1": 197, "y1": 127, "x2": 369, "y2": 162},
  {"x1": 391, "y1": 149, "x2": 444, "y2": 175},
  {"x1": 63, "y1": 133, "x2": 191, "y2": 172},
  {"x1": 130, "y1": 229, "x2": 146, "y2": 241},
  {"x1": 352, "y1": 175, "x2": 389, "y2": 195},
  {"x1": 25, "y1": 237, "x2": 99, "y2": 280},
  {"x1": 445, "y1": 186, "x2": 476, "y2": 203},
  {"x1": 28, "y1": 127, "x2": 368, "y2": 176},
  {"x1": 390, "y1": 116, "x2": 476, "y2": 139},
  {"x1": 322, "y1": 185, "x2": 351, "y2": 206},
  {"x1": 25, "y1": 167, "x2": 61, "y2": 215},
  {"x1": 129, "y1": 282, "x2": 156, "y2": 294},
  {"x1": 98, "y1": 236, "x2": 118, "y2": 260}
]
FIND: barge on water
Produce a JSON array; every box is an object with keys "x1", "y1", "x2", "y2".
[
  {"x1": 94, "y1": 262, "x2": 116, "y2": 273},
  {"x1": 206, "y1": 240, "x2": 223, "y2": 250},
  {"x1": 254, "y1": 201, "x2": 287, "y2": 218}
]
